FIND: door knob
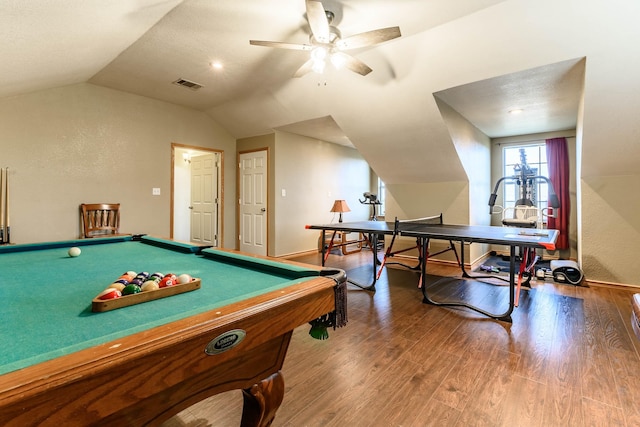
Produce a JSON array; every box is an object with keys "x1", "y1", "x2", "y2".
[
  {"x1": 261, "y1": 208, "x2": 266, "y2": 212},
  {"x1": 188, "y1": 206, "x2": 193, "y2": 209}
]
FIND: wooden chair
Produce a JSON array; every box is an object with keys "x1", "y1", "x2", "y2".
[{"x1": 80, "y1": 203, "x2": 126, "y2": 238}]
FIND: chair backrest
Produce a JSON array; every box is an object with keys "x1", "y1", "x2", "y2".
[{"x1": 80, "y1": 203, "x2": 121, "y2": 238}]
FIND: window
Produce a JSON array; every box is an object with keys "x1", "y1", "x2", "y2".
[
  {"x1": 377, "y1": 178, "x2": 385, "y2": 217},
  {"x1": 502, "y1": 143, "x2": 549, "y2": 214}
]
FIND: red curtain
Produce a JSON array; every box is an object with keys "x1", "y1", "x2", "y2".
[{"x1": 546, "y1": 137, "x2": 570, "y2": 249}]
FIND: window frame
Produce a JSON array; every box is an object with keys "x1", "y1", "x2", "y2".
[{"x1": 501, "y1": 143, "x2": 549, "y2": 222}]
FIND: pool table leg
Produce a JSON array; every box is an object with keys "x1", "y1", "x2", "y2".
[{"x1": 241, "y1": 370, "x2": 285, "y2": 427}]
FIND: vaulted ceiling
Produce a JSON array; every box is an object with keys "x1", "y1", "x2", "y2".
[{"x1": 4, "y1": 0, "x2": 637, "y2": 184}]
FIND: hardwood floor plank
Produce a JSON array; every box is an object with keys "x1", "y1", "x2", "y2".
[
  {"x1": 542, "y1": 382, "x2": 583, "y2": 426},
  {"x1": 411, "y1": 399, "x2": 462, "y2": 427},
  {"x1": 451, "y1": 347, "x2": 520, "y2": 426},
  {"x1": 580, "y1": 397, "x2": 626, "y2": 427},
  {"x1": 282, "y1": 330, "x2": 416, "y2": 425},
  {"x1": 547, "y1": 293, "x2": 584, "y2": 389},
  {"x1": 500, "y1": 375, "x2": 546, "y2": 427},
  {"x1": 322, "y1": 356, "x2": 429, "y2": 427},
  {"x1": 593, "y1": 286, "x2": 636, "y2": 352},
  {"x1": 610, "y1": 288, "x2": 640, "y2": 356},
  {"x1": 578, "y1": 286, "x2": 623, "y2": 408},
  {"x1": 386, "y1": 348, "x2": 463, "y2": 426},
  {"x1": 609, "y1": 347, "x2": 640, "y2": 426},
  {"x1": 511, "y1": 289, "x2": 557, "y2": 383},
  {"x1": 432, "y1": 345, "x2": 498, "y2": 411}
]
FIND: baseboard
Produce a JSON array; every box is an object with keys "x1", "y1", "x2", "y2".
[
  {"x1": 584, "y1": 279, "x2": 640, "y2": 291},
  {"x1": 278, "y1": 249, "x2": 318, "y2": 259}
]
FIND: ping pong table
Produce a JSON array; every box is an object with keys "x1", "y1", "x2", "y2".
[{"x1": 306, "y1": 216, "x2": 559, "y2": 322}]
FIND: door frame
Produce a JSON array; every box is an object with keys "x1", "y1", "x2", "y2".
[
  {"x1": 237, "y1": 147, "x2": 269, "y2": 254},
  {"x1": 170, "y1": 143, "x2": 223, "y2": 243}
]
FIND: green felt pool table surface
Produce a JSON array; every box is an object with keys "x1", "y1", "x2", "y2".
[
  {"x1": 0, "y1": 236, "x2": 325, "y2": 375},
  {"x1": 0, "y1": 235, "x2": 345, "y2": 426}
]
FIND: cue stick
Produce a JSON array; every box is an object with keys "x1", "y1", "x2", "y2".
[
  {"x1": 5, "y1": 167, "x2": 9, "y2": 244},
  {"x1": 0, "y1": 168, "x2": 4, "y2": 244},
  {"x1": 0, "y1": 168, "x2": 7, "y2": 244}
]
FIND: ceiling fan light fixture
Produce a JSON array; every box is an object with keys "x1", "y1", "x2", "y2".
[
  {"x1": 330, "y1": 52, "x2": 346, "y2": 69},
  {"x1": 312, "y1": 58, "x2": 326, "y2": 74},
  {"x1": 249, "y1": 0, "x2": 401, "y2": 77},
  {"x1": 311, "y1": 46, "x2": 327, "y2": 61},
  {"x1": 310, "y1": 46, "x2": 328, "y2": 73}
]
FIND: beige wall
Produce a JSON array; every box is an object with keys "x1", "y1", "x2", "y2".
[
  {"x1": 274, "y1": 131, "x2": 371, "y2": 256},
  {"x1": 581, "y1": 175, "x2": 640, "y2": 285},
  {"x1": 381, "y1": 99, "x2": 492, "y2": 266},
  {"x1": 384, "y1": 181, "x2": 471, "y2": 264},
  {"x1": 437, "y1": 98, "x2": 493, "y2": 262},
  {"x1": 0, "y1": 83, "x2": 237, "y2": 246}
]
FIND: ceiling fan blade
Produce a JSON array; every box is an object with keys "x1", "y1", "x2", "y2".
[
  {"x1": 338, "y1": 26, "x2": 401, "y2": 50},
  {"x1": 250, "y1": 40, "x2": 313, "y2": 51},
  {"x1": 293, "y1": 59, "x2": 315, "y2": 78},
  {"x1": 306, "y1": 0, "x2": 330, "y2": 42},
  {"x1": 331, "y1": 52, "x2": 372, "y2": 76}
]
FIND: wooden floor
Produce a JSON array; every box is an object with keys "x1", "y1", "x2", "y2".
[{"x1": 163, "y1": 250, "x2": 640, "y2": 427}]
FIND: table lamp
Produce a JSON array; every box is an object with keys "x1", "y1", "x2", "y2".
[{"x1": 330, "y1": 199, "x2": 350, "y2": 223}]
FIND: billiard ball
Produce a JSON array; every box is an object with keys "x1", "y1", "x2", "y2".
[
  {"x1": 177, "y1": 274, "x2": 192, "y2": 284},
  {"x1": 141, "y1": 280, "x2": 159, "y2": 292},
  {"x1": 68, "y1": 247, "x2": 81, "y2": 257},
  {"x1": 150, "y1": 272, "x2": 164, "y2": 281},
  {"x1": 108, "y1": 282, "x2": 126, "y2": 291},
  {"x1": 122, "y1": 284, "x2": 141, "y2": 295},
  {"x1": 159, "y1": 277, "x2": 174, "y2": 288},
  {"x1": 97, "y1": 288, "x2": 121, "y2": 300},
  {"x1": 134, "y1": 272, "x2": 149, "y2": 281}
]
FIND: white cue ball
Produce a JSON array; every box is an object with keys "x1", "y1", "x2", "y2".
[{"x1": 68, "y1": 247, "x2": 81, "y2": 257}]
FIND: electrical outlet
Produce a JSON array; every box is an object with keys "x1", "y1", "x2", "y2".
[{"x1": 152, "y1": 188, "x2": 161, "y2": 196}]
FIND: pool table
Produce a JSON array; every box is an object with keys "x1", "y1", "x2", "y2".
[{"x1": 0, "y1": 236, "x2": 346, "y2": 426}]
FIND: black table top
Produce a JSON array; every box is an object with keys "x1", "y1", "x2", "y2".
[{"x1": 306, "y1": 220, "x2": 559, "y2": 250}]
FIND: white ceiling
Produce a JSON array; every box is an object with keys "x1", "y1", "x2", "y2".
[{"x1": 1, "y1": 0, "x2": 586, "y2": 180}]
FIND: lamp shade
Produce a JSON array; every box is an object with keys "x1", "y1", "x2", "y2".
[
  {"x1": 330, "y1": 200, "x2": 350, "y2": 223},
  {"x1": 330, "y1": 200, "x2": 350, "y2": 213}
]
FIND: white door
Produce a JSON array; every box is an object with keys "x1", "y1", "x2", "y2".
[
  {"x1": 239, "y1": 150, "x2": 267, "y2": 255},
  {"x1": 190, "y1": 153, "x2": 218, "y2": 246}
]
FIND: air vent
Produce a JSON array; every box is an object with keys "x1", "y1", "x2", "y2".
[{"x1": 172, "y1": 78, "x2": 203, "y2": 91}]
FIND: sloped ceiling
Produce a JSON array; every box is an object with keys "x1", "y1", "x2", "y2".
[{"x1": 3, "y1": 0, "x2": 639, "y2": 183}]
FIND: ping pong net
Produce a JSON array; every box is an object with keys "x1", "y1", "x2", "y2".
[{"x1": 377, "y1": 214, "x2": 460, "y2": 281}]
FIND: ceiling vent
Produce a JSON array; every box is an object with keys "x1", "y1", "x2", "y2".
[{"x1": 172, "y1": 78, "x2": 203, "y2": 91}]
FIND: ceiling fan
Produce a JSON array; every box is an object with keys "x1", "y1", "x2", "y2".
[{"x1": 250, "y1": 0, "x2": 401, "y2": 77}]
